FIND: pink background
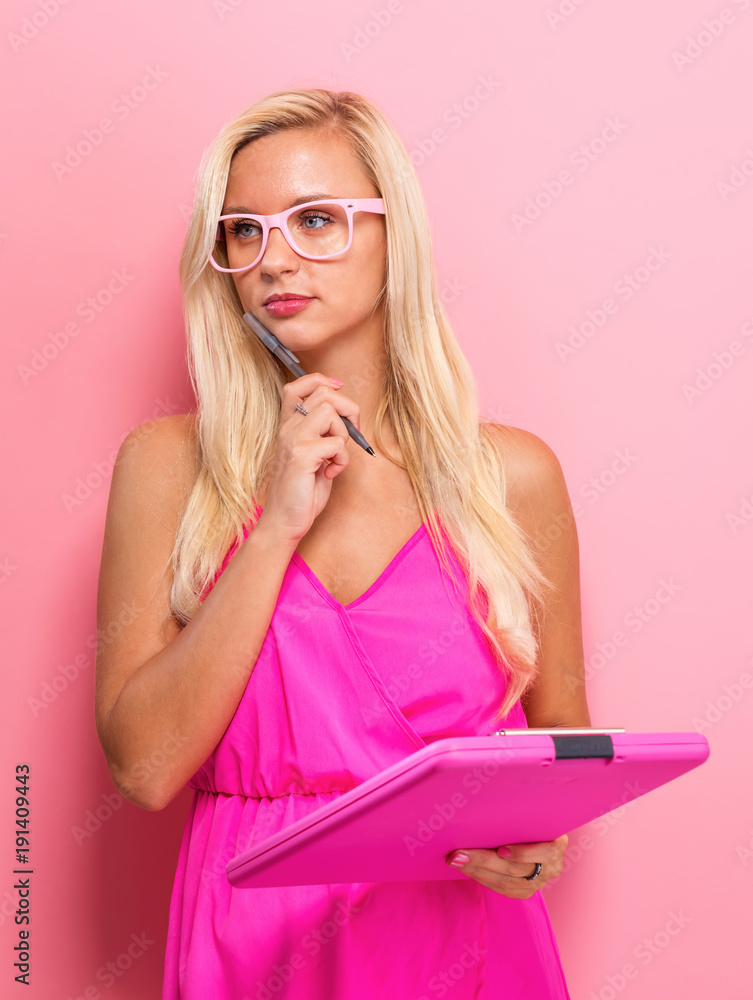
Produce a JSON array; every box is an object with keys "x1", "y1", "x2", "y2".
[{"x1": 2, "y1": 0, "x2": 751, "y2": 997}]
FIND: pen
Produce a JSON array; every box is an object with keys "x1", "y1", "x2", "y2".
[{"x1": 242, "y1": 311, "x2": 375, "y2": 457}]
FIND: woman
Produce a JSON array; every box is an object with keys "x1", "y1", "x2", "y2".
[{"x1": 95, "y1": 88, "x2": 590, "y2": 999}]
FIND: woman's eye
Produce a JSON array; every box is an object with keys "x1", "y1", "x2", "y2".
[
  {"x1": 228, "y1": 219, "x2": 260, "y2": 239},
  {"x1": 299, "y1": 212, "x2": 331, "y2": 230}
]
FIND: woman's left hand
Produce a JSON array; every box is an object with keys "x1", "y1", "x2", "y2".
[{"x1": 445, "y1": 834, "x2": 568, "y2": 898}]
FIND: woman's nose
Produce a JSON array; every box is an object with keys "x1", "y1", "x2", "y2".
[{"x1": 260, "y1": 224, "x2": 299, "y2": 268}]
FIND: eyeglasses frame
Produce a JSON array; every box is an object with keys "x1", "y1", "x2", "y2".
[{"x1": 208, "y1": 197, "x2": 386, "y2": 274}]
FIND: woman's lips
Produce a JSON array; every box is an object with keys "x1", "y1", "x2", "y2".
[{"x1": 264, "y1": 297, "x2": 314, "y2": 316}]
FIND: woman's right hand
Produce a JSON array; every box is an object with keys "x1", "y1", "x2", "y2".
[{"x1": 258, "y1": 373, "x2": 361, "y2": 544}]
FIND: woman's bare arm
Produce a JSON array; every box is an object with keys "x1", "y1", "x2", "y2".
[
  {"x1": 490, "y1": 425, "x2": 592, "y2": 728},
  {"x1": 94, "y1": 414, "x2": 297, "y2": 811}
]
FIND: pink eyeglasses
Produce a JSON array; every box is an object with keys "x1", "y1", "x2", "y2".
[{"x1": 209, "y1": 197, "x2": 386, "y2": 273}]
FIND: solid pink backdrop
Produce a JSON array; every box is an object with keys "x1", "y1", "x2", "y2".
[{"x1": 2, "y1": 1, "x2": 751, "y2": 998}]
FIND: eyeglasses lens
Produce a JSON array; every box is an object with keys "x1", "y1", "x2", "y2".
[{"x1": 213, "y1": 202, "x2": 350, "y2": 271}]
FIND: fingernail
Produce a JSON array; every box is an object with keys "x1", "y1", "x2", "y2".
[
  {"x1": 330, "y1": 377, "x2": 344, "y2": 387},
  {"x1": 449, "y1": 852, "x2": 470, "y2": 867},
  {"x1": 497, "y1": 846, "x2": 512, "y2": 858}
]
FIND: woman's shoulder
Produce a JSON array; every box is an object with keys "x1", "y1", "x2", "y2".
[
  {"x1": 114, "y1": 412, "x2": 199, "y2": 500},
  {"x1": 123, "y1": 411, "x2": 197, "y2": 453},
  {"x1": 481, "y1": 422, "x2": 570, "y2": 512}
]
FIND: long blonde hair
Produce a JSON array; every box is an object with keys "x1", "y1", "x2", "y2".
[{"x1": 170, "y1": 87, "x2": 554, "y2": 722}]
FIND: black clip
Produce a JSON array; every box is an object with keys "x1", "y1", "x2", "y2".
[{"x1": 552, "y1": 734, "x2": 614, "y2": 760}]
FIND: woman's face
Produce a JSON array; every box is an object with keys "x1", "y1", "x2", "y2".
[{"x1": 221, "y1": 128, "x2": 387, "y2": 357}]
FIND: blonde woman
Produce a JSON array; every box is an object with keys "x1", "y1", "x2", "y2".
[{"x1": 95, "y1": 88, "x2": 590, "y2": 999}]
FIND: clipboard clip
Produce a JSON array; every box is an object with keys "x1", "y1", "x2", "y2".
[{"x1": 490, "y1": 728, "x2": 625, "y2": 760}]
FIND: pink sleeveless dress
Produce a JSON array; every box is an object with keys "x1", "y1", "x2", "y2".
[{"x1": 162, "y1": 505, "x2": 571, "y2": 999}]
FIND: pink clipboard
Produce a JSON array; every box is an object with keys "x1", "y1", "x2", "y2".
[{"x1": 226, "y1": 728, "x2": 709, "y2": 888}]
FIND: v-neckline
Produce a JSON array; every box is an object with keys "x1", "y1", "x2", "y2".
[{"x1": 291, "y1": 522, "x2": 428, "y2": 612}]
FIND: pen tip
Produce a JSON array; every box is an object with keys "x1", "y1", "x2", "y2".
[{"x1": 366, "y1": 446, "x2": 375, "y2": 456}]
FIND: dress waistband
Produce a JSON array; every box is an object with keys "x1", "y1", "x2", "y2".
[{"x1": 188, "y1": 783, "x2": 352, "y2": 800}]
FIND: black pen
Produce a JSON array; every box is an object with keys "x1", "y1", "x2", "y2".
[{"x1": 242, "y1": 311, "x2": 375, "y2": 456}]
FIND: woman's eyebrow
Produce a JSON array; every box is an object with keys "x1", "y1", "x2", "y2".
[{"x1": 222, "y1": 193, "x2": 336, "y2": 214}]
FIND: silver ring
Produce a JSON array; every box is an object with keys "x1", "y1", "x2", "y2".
[
  {"x1": 295, "y1": 403, "x2": 309, "y2": 416},
  {"x1": 524, "y1": 862, "x2": 542, "y2": 881}
]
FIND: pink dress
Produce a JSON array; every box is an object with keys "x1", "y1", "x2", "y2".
[{"x1": 162, "y1": 505, "x2": 572, "y2": 999}]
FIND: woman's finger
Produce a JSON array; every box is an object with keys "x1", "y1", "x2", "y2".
[
  {"x1": 445, "y1": 848, "x2": 547, "y2": 898},
  {"x1": 496, "y1": 833, "x2": 568, "y2": 865},
  {"x1": 282, "y1": 379, "x2": 361, "y2": 437}
]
